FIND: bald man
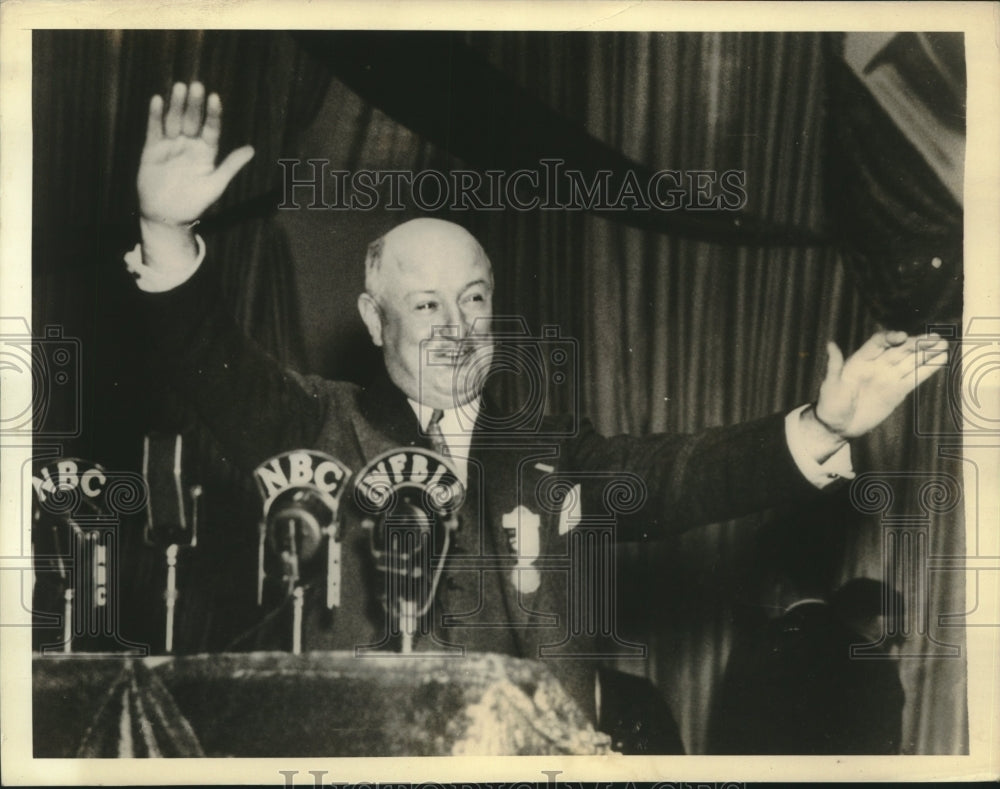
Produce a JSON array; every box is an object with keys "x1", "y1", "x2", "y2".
[
  {"x1": 358, "y1": 219, "x2": 494, "y2": 410},
  {"x1": 126, "y1": 84, "x2": 947, "y2": 749}
]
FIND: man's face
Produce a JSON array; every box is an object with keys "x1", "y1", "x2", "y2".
[{"x1": 359, "y1": 221, "x2": 495, "y2": 410}]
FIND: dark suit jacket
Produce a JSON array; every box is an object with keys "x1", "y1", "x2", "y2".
[{"x1": 139, "y1": 261, "x2": 821, "y2": 723}]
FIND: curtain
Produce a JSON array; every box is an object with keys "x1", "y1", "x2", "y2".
[
  {"x1": 32, "y1": 30, "x2": 330, "y2": 651},
  {"x1": 294, "y1": 30, "x2": 827, "y2": 248},
  {"x1": 33, "y1": 29, "x2": 327, "y2": 369},
  {"x1": 824, "y1": 34, "x2": 963, "y2": 334}
]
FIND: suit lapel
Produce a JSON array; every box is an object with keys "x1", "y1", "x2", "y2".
[{"x1": 354, "y1": 369, "x2": 426, "y2": 458}]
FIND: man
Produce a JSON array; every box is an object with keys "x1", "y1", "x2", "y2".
[{"x1": 126, "y1": 82, "x2": 947, "y2": 748}]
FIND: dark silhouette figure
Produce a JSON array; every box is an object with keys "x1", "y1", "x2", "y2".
[{"x1": 709, "y1": 577, "x2": 905, "y2": 754}]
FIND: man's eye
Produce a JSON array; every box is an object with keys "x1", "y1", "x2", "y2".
[
  {"x1": 464, "y1": 293, "x2": 486, "y2": 305},
  {"x1": 416, "y1": 301, "x2": 438, "y2": 312}
]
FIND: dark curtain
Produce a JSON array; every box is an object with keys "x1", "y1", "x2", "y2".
[
  {"x1": 32, "y1": 30, "x2": 329, "y2": 650},
  {"x1": 294, "y1": 31, "x2": 826, "y2": 247},
  {"x1": 33, "y1": 29, "x2": 328, "y2": 374},
  {"x1": 824, "y1": 33, "x2": 963, "y2": 333},
  {"x1": 821, "y1": 32, "x2": 966, "y2": 755}
]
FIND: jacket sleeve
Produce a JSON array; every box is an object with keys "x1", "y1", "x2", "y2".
[
  {"x1": 564, "y1": 413, "x2": 823, "y2": 539},
  {"x1": 137, "y1": 259, "x2": 328, "y2": 473}
]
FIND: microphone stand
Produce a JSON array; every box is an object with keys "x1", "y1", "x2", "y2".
[
  {"x1": 325, "y1": 520, "x2": 341, "y2": 609},
  {"x1": 398, "y1": 512, "x2": 459, "y2": 654},
  {"x1": 281, "y1": 518, "x2": 306, "y2": 654},
  {"x1": 292, "y1": 587, "x2": 304, "y2": 655},
  {"x1": 164, "y1": 545, "x2": 178, "y2": 653},
  {"x1": 61, "y1": 589, "x2": 74, "y2": 653},
  {"x1": 399, "y1": 597, "x2": 417, "y2": 654},
  {"x1": 162, "y1": 484, "x2": 201, "y2": 654}
]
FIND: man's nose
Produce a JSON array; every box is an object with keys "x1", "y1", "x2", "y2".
[{"x1": 434, "y1": 302, "x2": 467, "y2": 339}]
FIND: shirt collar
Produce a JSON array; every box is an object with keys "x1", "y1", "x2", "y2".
[{"x1": 409, "y1": 398, "x2": 482, "y2": 433}]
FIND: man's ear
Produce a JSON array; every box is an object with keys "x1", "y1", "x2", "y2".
[{"x1": 357, "y1": 293, "x2": 384, "y2": 347}]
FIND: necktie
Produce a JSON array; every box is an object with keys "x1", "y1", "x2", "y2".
[{"x1": 426, "y1": 408, "x2": 451, "y2": 457}]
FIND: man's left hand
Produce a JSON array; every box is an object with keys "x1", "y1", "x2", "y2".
[{"x1": 814, "y1": 330, "x2": 949, "y2": 439}]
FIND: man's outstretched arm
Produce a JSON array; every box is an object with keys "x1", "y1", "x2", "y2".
[
  {"x1": 569, "y1": 331, "x2": 949, "y2": 534},
  {"x1": 129, "y1": 82, "x2": 329, "y2": 471}
]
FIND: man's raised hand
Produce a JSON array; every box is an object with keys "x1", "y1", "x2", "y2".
[
  {"x1": 813, "y1": 330, "x2": 949, "y2": 440},
  {"x1": 138, "y1": 82, "x2": 254, "y2": 227}
]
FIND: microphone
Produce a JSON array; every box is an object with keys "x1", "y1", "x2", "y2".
[
  {"x1": 264, "y1": 486, "x2": 333, "y2": 592},
  {"x1": 353, "y1": 447, "x2": 464, "y2": 653},
  {"x1": 31, "y1": 457, "x2": 146, "y2": 655},
  {"x1": 253, "y1": 450, "x2": 352, "y2": 653},
  {"x1": 142, "y1": 433, "x2": 200, "y2": 550}
]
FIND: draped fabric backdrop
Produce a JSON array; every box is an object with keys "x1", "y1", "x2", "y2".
[
  {"x1": 32, "y1": 30, "x2": 965, "y2": 755},
  {"x1": 33, "y1": 30, "x2": 329, "y2": 651}
]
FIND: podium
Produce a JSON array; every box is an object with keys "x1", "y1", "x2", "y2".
[{"x1": 33, "y1": 652, "x2": 612, "y2": 756}]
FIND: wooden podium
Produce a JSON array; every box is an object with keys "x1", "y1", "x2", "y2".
[{"x1": 33, "y1": 652, "x2": 613, "y2": 757}]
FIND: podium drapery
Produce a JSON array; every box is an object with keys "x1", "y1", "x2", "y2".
[{"x1": 33, "y1": 652, "x2": 611, "y2": 757}]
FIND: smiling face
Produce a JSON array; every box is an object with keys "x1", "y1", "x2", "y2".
[{"x1": 358, "y1": 219, "x2": 495, "y2": 410}]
